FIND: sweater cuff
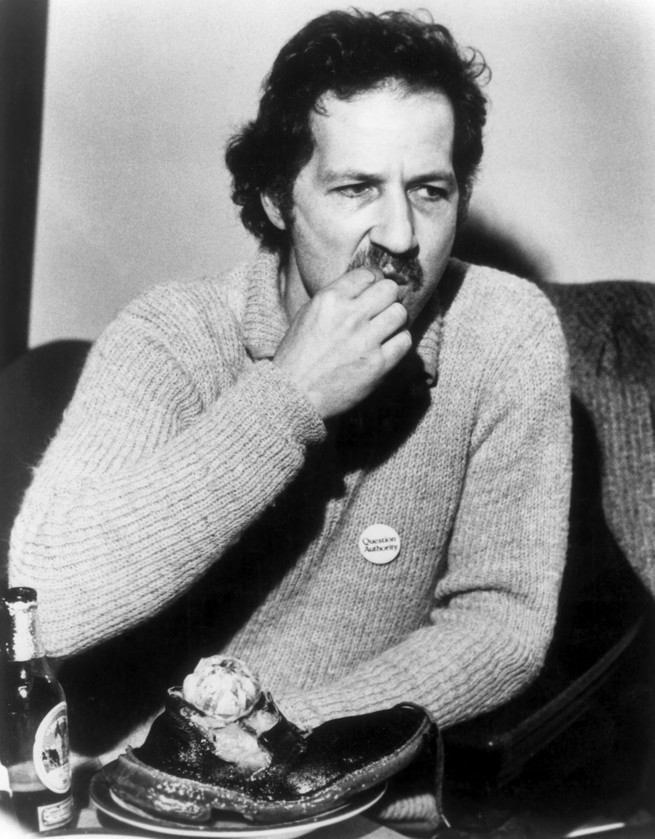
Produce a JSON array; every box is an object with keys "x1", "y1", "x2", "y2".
[
  {"x1": 273, "y1": 690, "x2": 328, "y2": 733},
  {"x1": 244, "y1": 360, "x2": 326, "y2": 449}
]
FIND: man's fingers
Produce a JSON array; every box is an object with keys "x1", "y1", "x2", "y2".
[
  {"x1": 357, "y1": 277, "x2": 400, "y2": 313},
  {"x1": 316, "y1": 271, "x2": 399, "y2": 320},
  {"x1": 370, "y1": 300, "x2": 408, "y2": 339},
  {"x1": 279, "y1": 265, "x2": 412, "y2": 417},
  {"x1": 380, "y1": 329, "x2": 413, "y2": 369},
  {"x1": 328, "y1": 267, "x2": 380, "y2": 298}
]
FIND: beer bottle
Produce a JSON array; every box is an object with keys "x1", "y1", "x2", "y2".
[{"x1": 0, "y1": 588, "x2": 74, "y2": 832}]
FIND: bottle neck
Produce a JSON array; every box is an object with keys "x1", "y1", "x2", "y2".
[{"x1": 4, "y1": 600, "x2": 45, "y2": 662}]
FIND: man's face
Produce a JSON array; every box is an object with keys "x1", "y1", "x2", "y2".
[{"x1": 268, "y1": 83, "x2": 460, "y2": 324}]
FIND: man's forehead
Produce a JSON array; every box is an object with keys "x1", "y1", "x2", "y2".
[
  {"x1": 305, "y1": 84, "x2": 456, "y2": 173},
  {"x1": 314, "y1": 81, "x2": 419, "y2": 113},
  {"x1": 310, "y1": 83, "x2": 453, "y2": 131}
]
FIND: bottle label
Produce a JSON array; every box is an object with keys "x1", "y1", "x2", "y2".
[
  {"x1": 32, "y1": 702, "x2": 71, "y2": 794},
  {"x1": 37, "y1": 793, "x2": 74, "y2": 831}
]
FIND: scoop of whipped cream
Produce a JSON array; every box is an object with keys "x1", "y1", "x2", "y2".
[
  {"x1": 177, "y1": 656, "x2": 295, "y2": 773},
  {"x1": 182, "y1": 656, "x2": 262, "y2": 725}
]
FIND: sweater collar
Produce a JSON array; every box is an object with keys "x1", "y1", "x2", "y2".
[
  {"x1": 242, "y1": 250, "x2": 290, "y2": 360},
  {"x1": 242, "y1": 249, "x2": 459, "y2": 388}
]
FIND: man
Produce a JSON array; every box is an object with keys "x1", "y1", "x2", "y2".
[{"x1": 9, "y1": 8, "x2": 571, "y2": 831}]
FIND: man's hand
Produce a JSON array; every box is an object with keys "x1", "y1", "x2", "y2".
[{"x1": 273, "y1": 268, "x2": 411, "y2": 419}]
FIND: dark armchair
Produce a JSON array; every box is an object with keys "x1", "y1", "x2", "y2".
[{"x1": 443, "y1": 280, "x2": 655, "y2": 830}]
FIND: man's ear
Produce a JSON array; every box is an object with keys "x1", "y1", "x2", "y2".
[{"x1": 260, "y1": 193, "x2": 286, "y2": 231}]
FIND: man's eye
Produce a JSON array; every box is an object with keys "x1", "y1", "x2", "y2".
[
  {"x1": 336, "y1": 184, "x2": 371, "y2": 198},
  {"x1": 415, "y1": 185, "x2": 449, "y2": 201}
]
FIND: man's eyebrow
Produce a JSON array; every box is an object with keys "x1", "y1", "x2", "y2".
[
  {"x1": 321, "y1": 168, "x2": 381, "y2": 185},
  {"x1": 407, "y1": 170, "x2": 457, "y2": 188},
  {"x1": 321, "y1": 168, "x2": 457, "y2": 187}
]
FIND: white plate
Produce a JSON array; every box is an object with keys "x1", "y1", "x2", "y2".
[{"x1": 90, "y1": 772, "x2": 386, "y2": 839}]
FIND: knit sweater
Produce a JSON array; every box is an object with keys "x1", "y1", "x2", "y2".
[{"x1": 10, "y1": 252, "x2": 570, "y2": 757}]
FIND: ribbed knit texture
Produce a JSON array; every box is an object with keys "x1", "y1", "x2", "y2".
[
  {"x1": 542, "y1": 280, "x2": 655, "y2": 600},
  {"x1": 9, "y1": 252, "x2": 571, "y2": 826}
]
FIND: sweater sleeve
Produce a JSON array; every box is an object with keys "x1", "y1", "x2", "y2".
[
  {"x1": 276, "y1": 295, "x2": 572, "y2": 732},
  {"x1": 9, "y1": 289, "x2": 325, "y2": 658}
]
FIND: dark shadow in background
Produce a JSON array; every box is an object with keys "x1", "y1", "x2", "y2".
[
  {"x1": 0, "y1": 0, "x2": 49, "y2": 368},
  {"x1": 453, "y1": 209, "x2": 551, "y2": 284}
]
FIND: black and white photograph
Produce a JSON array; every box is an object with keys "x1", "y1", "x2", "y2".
[{"x1": 1, "y1": 1, "x2": 654, "y2": 837}]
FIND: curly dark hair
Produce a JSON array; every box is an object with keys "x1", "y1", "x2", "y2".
[{"x1": 225, "y1": 8, "x2": 490, "y2": 254}]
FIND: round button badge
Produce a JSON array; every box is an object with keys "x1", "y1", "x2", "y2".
[{"x1": 358, "y1": 524, "x2": 401, "y2": 565}]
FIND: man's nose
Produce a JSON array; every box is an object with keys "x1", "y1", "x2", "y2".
[{"x1": 370, "y1": 191, "x2": 417, "y2": 255}]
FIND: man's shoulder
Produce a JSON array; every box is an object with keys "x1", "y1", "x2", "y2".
[
  {"x1": 93, "y1": 260, "x2": 259, "y2": 377},
  {"x1": 456, "y1": 260, "x2": 553, "y2": 308},
  {"x1": 124, "y1": 260, "x2": 253, "y2": 326},
  {"x1": 99, "y1": 261, "x2": 258, "y2": 355},
  {"x1": 452, "y1": 260, "x2": 563, "y2": 341},
  {"x1": 439, "y1": 260, "x2": 568, "y2": 384}
]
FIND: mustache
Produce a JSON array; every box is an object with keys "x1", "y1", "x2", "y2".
[{"x1": 348, "y1": 244, "x2": 423, "y2": 289}]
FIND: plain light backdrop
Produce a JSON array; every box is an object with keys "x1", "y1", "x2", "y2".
[{"x1": 29, "y1": 0, "x2": 655, "y2": 346}]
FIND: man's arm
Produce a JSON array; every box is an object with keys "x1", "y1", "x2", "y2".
[
  {"x1": 9, "y1": 266, "x2": 409, "y2": 660},
  {"x1": 9, "y1": 283, "x2": 327, "y2": 657}
]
